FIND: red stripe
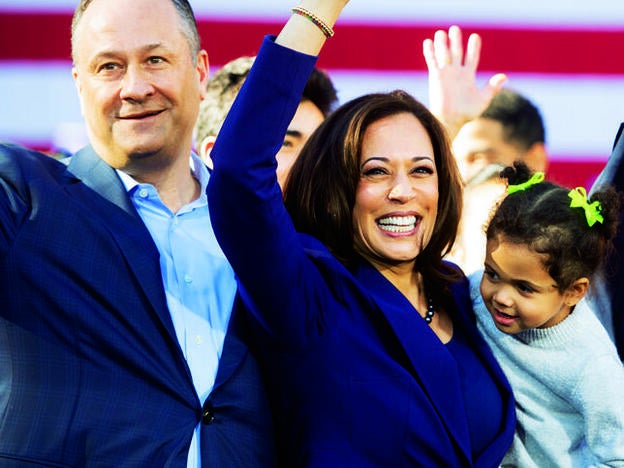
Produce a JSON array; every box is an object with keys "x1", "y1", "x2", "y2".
[
  {"x1": 0, "y1": 13, "x2": 73, "y2": 61},
  {"x1": 1, "y1": 13, "x2": 623, "y2": 74},
  {"x1": 547, "y1": 159, "x2": 606, "y2": 189}
]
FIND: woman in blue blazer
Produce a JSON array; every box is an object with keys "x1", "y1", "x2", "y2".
[{"x1": 209, "y1": 2, "x2": 515, "y2": 466}]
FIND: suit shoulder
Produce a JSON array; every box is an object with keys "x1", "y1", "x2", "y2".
[
  {"x1": 0, "y1": 143, "x2": 69, "y2": 218},
  {"x1": 0, "y1": 143, "x2": 72, "y2": 204},
  {"x1": 0, "y1": 143, "x2": 67, "y2": 177}
]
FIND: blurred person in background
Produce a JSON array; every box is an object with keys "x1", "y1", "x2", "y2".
[
  {"x1": 424, "y1": 25, "x2": 549, "y2": 275},
  {"x1": 424, "y1": 25, "x2": 548, "y2": 186},
  {"x1": 194, "y1": 55, "x2": 337, "y2": 189},
  {"x1": 588, "y1": 123, "x2": 624, "y2": 360}
]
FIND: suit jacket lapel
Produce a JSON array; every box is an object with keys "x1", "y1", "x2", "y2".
[
  {"x1": 354, "y1": 261, "x2": 472, "y2": 461},
  {"x1": 64, "y1": 146, "x2": 179, "y2": 345},
  {"x1": 66, "y1": 146, "x2": 137, "y2": 215}
]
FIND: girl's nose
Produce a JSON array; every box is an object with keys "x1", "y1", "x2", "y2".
[{"x1": 492, "y1": 286, "x2": 514, "y2": 308}]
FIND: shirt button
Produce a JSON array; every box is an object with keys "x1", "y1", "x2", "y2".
[
  {"x1": 184, "y1": 275, "x2": 192, "y2": 284},
  {"x1": 138, "y1": 188, "x2": 149, "y2": 198},
  {"x1": 202, "y1": 407, "x2": 215, "y2": 425}
]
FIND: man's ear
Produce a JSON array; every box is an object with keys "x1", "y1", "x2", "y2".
[
  {"x1": 564, "y1": 277, "x2": 589, "y2": 307},
  {"x1": 72, "y1": 67, "x2": 86, "y2": 117},
  {"x1": 524, "y1": 142, "x2": 549, "y2": 174},
  {"x1": 199, "y1": 136, "x2": 216, "y2": 170},
  {"x1": 197, "y1": 50, "x2": 210, "y2": 101}
]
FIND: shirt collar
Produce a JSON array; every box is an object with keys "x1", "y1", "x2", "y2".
[{"x1": 116, "y1": 152, "x2": 209, "y2": 200}]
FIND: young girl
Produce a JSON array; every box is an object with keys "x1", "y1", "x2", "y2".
[{"x1": 470, "y1": 162, "x2": 624, "y2": 466}]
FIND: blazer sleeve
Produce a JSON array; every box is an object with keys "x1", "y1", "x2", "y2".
[
  {"x1": 0, "y1": 144, "x2": 58, "y2": 257},
  {"x1": 208, "y1": 36, "x2": 336, "y2": 347}
]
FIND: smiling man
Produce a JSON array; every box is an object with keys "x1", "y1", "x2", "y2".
[{"x1": 0, "y1": 0, "x2": 274, "y2": 466}]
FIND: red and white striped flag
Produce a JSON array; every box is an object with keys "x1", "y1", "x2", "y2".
[{"x1": 1, "y1": 0, "x2": 623, "y2": 187}]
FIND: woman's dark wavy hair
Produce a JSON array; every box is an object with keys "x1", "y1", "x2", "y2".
[
  {"x1": 283, "y1": 90, "x2": 464, "y2": 296},
  {"x1": 488, "y1": 161, "x2": 621, "y2": 292}
]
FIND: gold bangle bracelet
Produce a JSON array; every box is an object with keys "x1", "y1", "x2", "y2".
[{"x1": 291, "y1": 6, "x2": 335, "y2": 38}]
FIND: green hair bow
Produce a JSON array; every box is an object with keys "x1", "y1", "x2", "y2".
[
  {"x1": 568, "y1": 187, "x2": 604, "y2": 227},
  {"x1": 507, "y1": 172, "x2": 545, "y2": 195}
]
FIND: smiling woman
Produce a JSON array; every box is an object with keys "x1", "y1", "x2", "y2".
[
  {"x1": 353, "y1": 113, "x2": 438, "y2": 270},
  {"x1": 207, "y1": 4, "x2": 517, "y2": 464}
]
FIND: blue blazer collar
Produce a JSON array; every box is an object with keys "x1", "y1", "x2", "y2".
[
  {"x1": 354, "y1": 260, "x2": 515, "y2": 465},
  {"x1": 66, "y1": 145, "x2": 136, "y2": 214},
  {"x1": 353, "y1": 260, "x2": 472, "y2": 461}
]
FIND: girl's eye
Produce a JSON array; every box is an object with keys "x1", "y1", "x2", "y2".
[
  {"x1": 517, "y1": 283, "x2": 535, "y2": 294},
  {"x1": 483, "y1": 268, "x2": 498, "y2": 281}
]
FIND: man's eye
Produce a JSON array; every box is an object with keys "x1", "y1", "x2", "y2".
[{"x1": 99, "y1": 63, "x2": 119, "y2": 72}]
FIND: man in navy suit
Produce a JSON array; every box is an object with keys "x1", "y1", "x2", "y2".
[
  {"x1": 589, "y1": 123, "x2": 624, "y2": 361},
  {"x1": 0, "y1": 0, "x2": 273, "y2": 466}
]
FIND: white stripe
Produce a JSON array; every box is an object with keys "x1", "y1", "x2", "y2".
[
  {"x1": 0, "y1": 62, "x2": 87, "y2": 151},
  {"x1": 1, "y1": 0, "x2": 624, "y2": 26},
  {"x1": 1, "y1": 63, "x2": 622, "y2": 158},
  {"x1": 329, "y1": 70, "x2": 624, "y2": 159}
]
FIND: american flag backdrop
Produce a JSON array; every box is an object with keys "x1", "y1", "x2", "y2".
[{"x1": 1, "y1": 0, "x2": 623, "y2": 188}]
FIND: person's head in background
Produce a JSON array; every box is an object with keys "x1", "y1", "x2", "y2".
[
  {"x1": 448, "y1": 163, "x2": 507, "y2": 274},
  {"x1": 453, "y1": 88, "x2": 548, "y2": 185},
  {"x1": 195, "y1": 56, "x2": 338, "y2": 189}
]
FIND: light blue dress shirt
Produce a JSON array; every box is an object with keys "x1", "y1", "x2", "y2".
[{"x1": 117, "y1": 153, "x2": 236, "y2": 468}]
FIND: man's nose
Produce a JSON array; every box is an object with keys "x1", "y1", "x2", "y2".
[{"x1": 120, "y1": 66, "x2": 154, "y2": 101}]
